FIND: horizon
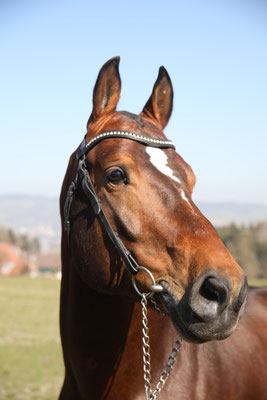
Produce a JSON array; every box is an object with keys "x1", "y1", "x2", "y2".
[
  {"x1": 1, "y1": 193, "x2": 267, "y2": 207},
  {"x1": 1, "y1": 194, "x2": 267, "y2": 252},
  {"x1": 1, "y1": 0, "x2": 266, "y2": 204}
]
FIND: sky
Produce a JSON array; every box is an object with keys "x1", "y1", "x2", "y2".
[{"x1": 0, "y1": 0, "x2": 266, "y2": 204}]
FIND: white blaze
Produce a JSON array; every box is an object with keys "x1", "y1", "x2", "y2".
[
  {"x1": 146, "y1": 147, "x2": 195, "y2": 213},
  {"x1": 180, "y1": 188, "x2": 195, "y2": 212},
  {"x1": 146, "y1": 147, "x2": 181, "y2": 184}
]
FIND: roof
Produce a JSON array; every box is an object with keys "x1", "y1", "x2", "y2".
[
  {"x1": 36, "y1": 253, "x2": 61, "y2": 270},
  {"x1": 0, "y1": 242, "x2": 27, "y2": 276}
]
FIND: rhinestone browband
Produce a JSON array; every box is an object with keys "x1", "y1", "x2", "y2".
[{"x1": 76, "y1": 130, "x2": 176, "y2": 160}]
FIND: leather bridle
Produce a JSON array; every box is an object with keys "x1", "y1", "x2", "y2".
[{"x1": 64, "y1": 129, "x2": 176, "y2": 277}]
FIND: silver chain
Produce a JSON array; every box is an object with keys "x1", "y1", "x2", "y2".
[
  {"x1": 150, "y1": 296, "x2": 166, "y2": 317},
  {"x1": 141, "y1": 294, "x2": 182, "y2": 400}
]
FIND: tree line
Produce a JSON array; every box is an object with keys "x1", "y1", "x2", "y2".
[
  {"x1": 0, "y1": 226, "x2": 41, "y2": 254},
  {"x1": 1, "y1": 222, "x2": 267, "y2": 280},
  {"x1": 217, "y1": 221, "x2": 267, "y2": 280}
]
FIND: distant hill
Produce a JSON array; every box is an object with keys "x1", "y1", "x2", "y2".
[
  {"x1": 0, "y1": 194, "x2": 266, "y2": 251},
  {"x1": 197, "y1": 202, "x2": 267, "y2": 227},
  {"x1": 0, "y1": 195, "x2": 60, "y2": 251}
]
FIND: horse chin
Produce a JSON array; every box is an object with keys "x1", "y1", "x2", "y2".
[{"x1": 160, "y1": 290, "x2": 239, "y2": 344}]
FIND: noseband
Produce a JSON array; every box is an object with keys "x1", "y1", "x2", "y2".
[{"x1": 64, "y1": 130, "x2": 176, "y2": 280}]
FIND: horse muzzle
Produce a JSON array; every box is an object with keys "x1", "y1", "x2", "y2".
[{"x1": 160, "y1": 271, "x2": 248, "y2": 343}]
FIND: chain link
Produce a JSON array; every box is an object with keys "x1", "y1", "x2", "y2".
[
  {"x1": 150, "y1": 296, "x2": 166, "y2": 317},
  {"x1": 141, "y1": 294, "x2": 182, "y2": 400},
  {"x1": 141, "y1": 295, "x2": 153, "y2": 399}
]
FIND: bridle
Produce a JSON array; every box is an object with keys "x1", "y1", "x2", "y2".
[
  {"x1": 64, "y1": 129, "x2": 182, "y2": 399},
  {"x1": 64, "y1": 129, "x2": 176, "y2": 279}
]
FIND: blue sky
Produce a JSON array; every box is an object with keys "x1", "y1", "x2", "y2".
[{"x1": 0, "y1": 0, "x2": 266, "y2": 204}]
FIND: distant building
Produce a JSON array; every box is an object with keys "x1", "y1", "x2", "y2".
[
  {"x1": 0, "y1": 242, "x2": 61, "y2": 278},
  {"x1": 36, "y1": 253, "x2": 61, "y2": 275},
  {"x1": 0, "y1": 242, "x2": 28, "y2": 276}
]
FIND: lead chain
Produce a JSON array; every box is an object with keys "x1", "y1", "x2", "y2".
[
  {"x1": 150, "y1": 296, "x2": 166, "y2": 317},
  {"x1": 141, "y1": 294, "x2": 182, "y2": 400}
]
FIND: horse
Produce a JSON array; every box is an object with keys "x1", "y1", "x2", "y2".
[{"x1": 59, "y1": 57, "x2": 267, "y2": 400}]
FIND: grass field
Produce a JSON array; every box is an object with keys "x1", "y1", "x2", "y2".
[
  {"x1": 0, "y1": 276, "x2": 266, "y2": 400},
  {"x1": 0, "y1": 277, "x2": 64, "y2": 400},
  {"x1": 248, "y1": 279, "x2": 267, "y2": 287}
]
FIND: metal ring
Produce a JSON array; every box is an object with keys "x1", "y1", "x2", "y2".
[{"x1": 132, "y1": 266, "x2": 157, "y2": 298}]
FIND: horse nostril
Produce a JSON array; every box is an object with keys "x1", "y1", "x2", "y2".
[
  {"x1": 189, "y1": 274, "x2": 231, "y2": 322},
  {"x1": 200, "y1": 277, "x2": 228, "y2": 305}
]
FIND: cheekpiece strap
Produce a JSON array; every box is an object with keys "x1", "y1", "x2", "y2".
[{"x1": 64, "y1": 174, "x2": 78, "y2": 246}]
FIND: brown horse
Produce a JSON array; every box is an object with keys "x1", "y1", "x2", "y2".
[{"x1": 59, "y1": 57, "x2": 267, "y2": 399}]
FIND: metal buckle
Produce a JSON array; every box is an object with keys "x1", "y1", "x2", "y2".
[{"x1": 132, "y1": 266, "x2": 164, "y2": 298}]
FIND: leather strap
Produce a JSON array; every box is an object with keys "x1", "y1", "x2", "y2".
[
  {"x1": 64, "y1": 175, "x2": 78, "y2": 246},
  {"x1": 78, "y1": 159, "x2": 139, "y2": 274},
  {"x1": 76, "y1": 130, "x2": 175, "y2": 160}
]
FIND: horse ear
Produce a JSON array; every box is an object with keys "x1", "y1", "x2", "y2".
[
  {"x1": 89, "y1": 57, "x2": 121, "y2": 122},
  {"x1": 141, "y1": 66, "x2": 173, "y2": 129}
]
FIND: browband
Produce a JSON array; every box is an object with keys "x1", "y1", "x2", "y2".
[{"x1": 76, "y1": 130, "x2": 176, "y2": 160}]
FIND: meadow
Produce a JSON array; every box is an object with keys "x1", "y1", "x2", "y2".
[
  {"x1": 0, "y1": 277, "x2": 64, "y2": 400},
  {"x1": 0, "y1": 276, "x2": 266, "y2": 400}
]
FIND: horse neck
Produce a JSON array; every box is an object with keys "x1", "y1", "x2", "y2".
[
  {"x1": 60, "y1": 255, "x2": 177, "y2": 398},
  {"x1": 61, "y1": 256, "x2": 135, "y2": 349}
]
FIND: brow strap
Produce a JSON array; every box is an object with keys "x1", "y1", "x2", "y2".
[{"x1": 76, "y1": 130, "x2": 176, "y2": 160}]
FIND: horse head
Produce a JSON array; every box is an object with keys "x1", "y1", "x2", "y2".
[{"x1": 61, "y1": 57, "x2": 247, "y2": 345}]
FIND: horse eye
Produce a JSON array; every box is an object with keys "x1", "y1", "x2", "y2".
[{"x1": 106, "y1": 168, "x2": 128, "y2": 184}]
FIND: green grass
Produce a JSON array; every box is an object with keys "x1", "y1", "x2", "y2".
[
  {"x1": 248, "y1": 279, "x2": 267, "y2": 287},
  {"x1": 0, "y1": 277, "x2": 64, "y2": 400},
  {"x1": 0, "y1": 276, "x2": 266, "y2": 400}
]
